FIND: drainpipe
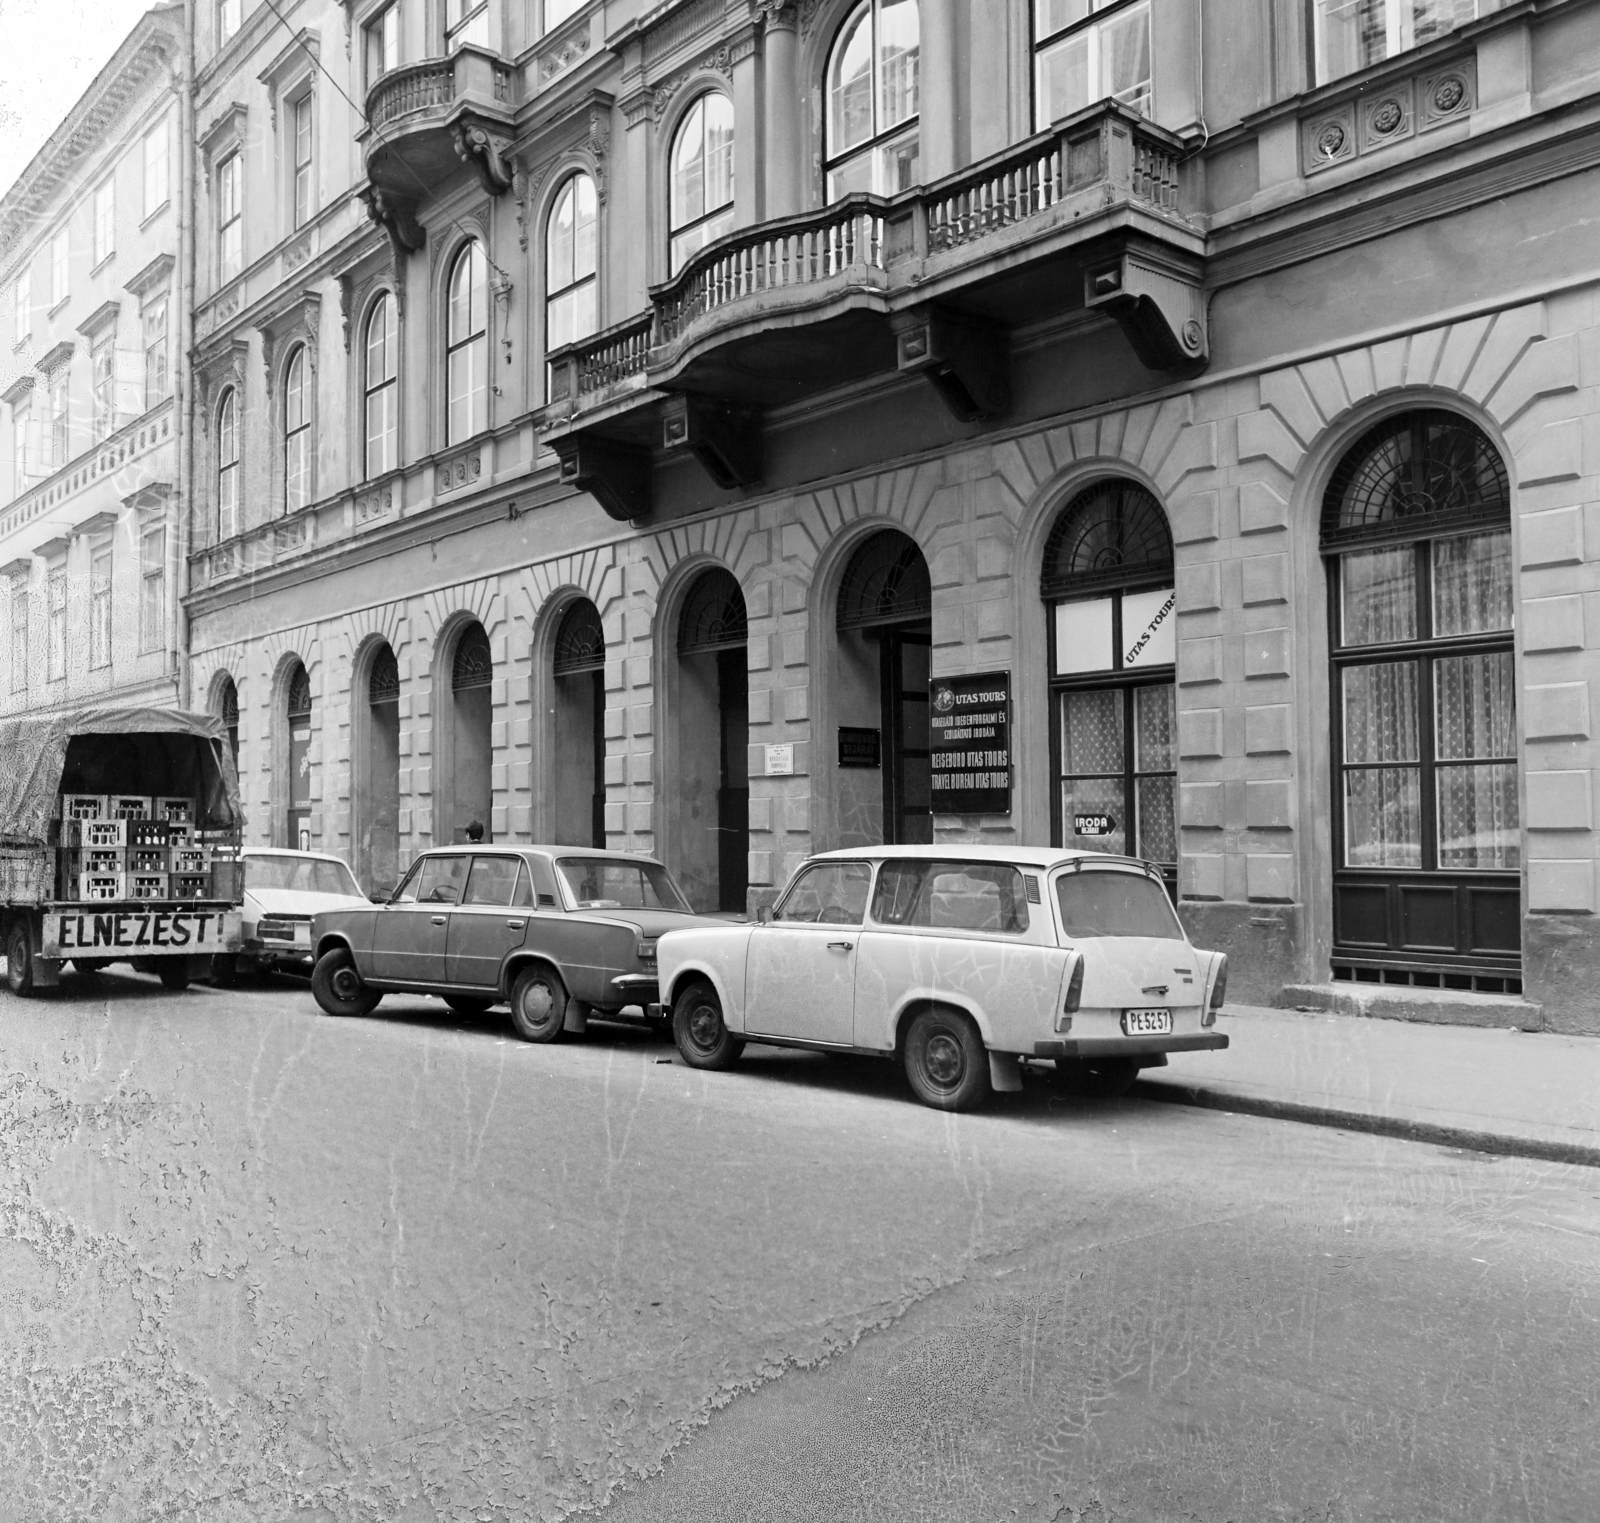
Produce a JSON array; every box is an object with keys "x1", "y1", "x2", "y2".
[{"x1": 172, "y1": 0, "x2": 196, "y2": 711}]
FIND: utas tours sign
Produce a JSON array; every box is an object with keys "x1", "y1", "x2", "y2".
[{"x1": 929, "y1": 671, "x2": 1011, "y2": 815}]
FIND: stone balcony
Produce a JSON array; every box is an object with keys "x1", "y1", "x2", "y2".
[
  {"x1": 542, "y1": 102, "x2": 1206, "y2": 519},
  {"x1": 359, "y1": 46, "x2": 517, "y2": 251}
]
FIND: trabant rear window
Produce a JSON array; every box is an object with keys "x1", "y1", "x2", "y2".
[
  {"x1": 871, "y1": 860, "x2": 1030, "y2": 934},
  {"x1": 1055, "y1": 869, "x2": 1185, "y2": 941}
]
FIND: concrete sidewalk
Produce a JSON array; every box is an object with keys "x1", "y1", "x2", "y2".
[{"x1": 1136, "y1": 1003, "x2": 1600, "y2": 1168}]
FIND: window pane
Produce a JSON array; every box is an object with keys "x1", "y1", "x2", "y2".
[
  {"x1": 703, "y1": 95, "x2": 735, "y2": 213},
  {"x1": 1055, "y1": 867, "x2": 1184, "y2": 940},
  {"x1": 1437, "y1": 762, "x2": 1520, "y2": 870},
  {"x1": 1035, "y1": 33, "x2": 1089, "y2": 129},
  {"x1": 463, "y1": 856, "x2": 523, "y2": 906},
  {"x1": 1344, "y1": 766, "x2": 1422, "y2": 868},
  {"x1": 878, "y1": 0, "x2": 920, "y2": 130},
  {"x1": 1435, "y1": 652, "x2": 1514, "y2": 760},
  {"x1": 1061, "y1": 686, "x2": 1123, "y2": 773},
  {"x1": 1343, "y1": 661, "x2": 1419, "y2": 763},
  {"x1": 1135, "y1": 774, "x2": 1176, "y2": 863},
  {"x1": 555, "y1": 857, "x2": 689, "y2": 910},
  {"x1": 870, "y1": 859, "x2": 1030, "y2": 933},
  {"x1": 774, "y1": 862, "x2": 873, "y2": 924},
  {"x1": 1101, "y1": 2, "x2": 1152, "y2": 112},
  {"x1": 415, "y1": 854, "x2": 470, "y2": 904},
  {"x1": 1036, "y1": 0, "x2": 1092, "y2": 35},
  {"x1": 1432, "y1": 530, "x2": 1512, "y2": 636},
  {"x1": 1062, "y1": 776, "x2": 1126, "y2": 854},
  {"x1": 829, "y1": 6, "x2": 873, "y2": 155},
  {"x1": 1133, "y1": 683, "x2": 1175, "y2": 771},
  {"x1": 1341, "y1": 546, "x2": 1417, "y2": 645}
]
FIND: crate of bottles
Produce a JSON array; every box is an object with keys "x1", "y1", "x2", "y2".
[
  {"x1": 155, "y1": 797, "x2": 195, "y2": 825},
  {"x1": 129, "y1": 872, "x2": 167, "y2": 901},
  {"x1": 110, "y1": 795, "x2": 152, "y2": 819},
  {"x1": 129, "y1": 846, "x2": 169, "y2": 873},
  {"x1": 170, "y1": 846, "x2": 207, "y2": 874},
  {"x1": 78, "y1": 873, "x2": 127, "y2": 902},
  {"x1": 171, "y1": 873, "x2": 210, "y2": 900},
  {"x1": 62, "y1": 794, "x2": 109, "y2": 822}
]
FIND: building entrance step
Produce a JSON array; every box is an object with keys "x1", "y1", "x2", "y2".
[{"x1": 1277, "y1": 983, "x2": 1543, "y2": 1032}]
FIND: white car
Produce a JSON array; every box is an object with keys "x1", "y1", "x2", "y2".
[
  {"x1": 656, "y1": 845, "x2": 1229, "y2": 1111},
  {"x1": 211, "y1": 849, "x2": 371, "y2": 983}
]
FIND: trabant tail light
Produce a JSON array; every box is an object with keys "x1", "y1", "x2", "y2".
[
  {"x1": 1057, "y1": 954, "x2": 1085, "y2": 1031},
  {"x1": 1203, "y1": 954, "x2": 1228, "y2": 1026}
]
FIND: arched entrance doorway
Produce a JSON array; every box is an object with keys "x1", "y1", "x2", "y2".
[
  {"x1": 1322, "y1": 410, "x2": 1520, "y2": 992},
  {"x1": 1043, "y1": 481, "x2": 1177, "y2": 889},
  {"x1": 286, "y1": 662, "x2": 312, "y2": 849},
  {"x1": 449, "y1": 621, "x2": 493, "y2": 844},
  {"x1": 835, "y1": 530, "x2": 932, "y2": 845},
  {"x1": 363, "y1": 644, "x2": 401, "y2": 893},
  {"x1": 676, "y1": 569, "x2": 748, "y2": 912},
  {"x1": 551, "y1": 599, "x2": 606, "y2": 848}
]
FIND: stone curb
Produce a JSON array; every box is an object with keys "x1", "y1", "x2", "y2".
[{"x1": 1133, "y1": 1078, "x2": 1600, "y2": 1171}]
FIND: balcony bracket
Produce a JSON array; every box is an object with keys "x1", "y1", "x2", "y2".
[
  {"x1": 453, "y1": 120, "x2": 514, "y2": 196},
  {"x1": 661, "y1": 396, "x2": 763, "y2": 491},
  {"x1": 360, "y1": 185, "x2": 425, "y2": 260},
  {"x1": 891, "y1": 308, "x2": 1010, "y2": 423},
  {"x1": 552, "y1": 436, "x2": 651, "y2": 522},
  {"x1": 1084, "y1": 248, "x2": 1207, "y2": 372}
]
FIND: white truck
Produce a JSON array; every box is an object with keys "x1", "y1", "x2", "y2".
[{"x1": 0, "y1": 707, "x2": 244, "y2": 994}]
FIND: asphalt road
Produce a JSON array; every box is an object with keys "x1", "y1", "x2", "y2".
[{"x1": 1, "y1": 970, "x2": 1597, "y2": 1523}]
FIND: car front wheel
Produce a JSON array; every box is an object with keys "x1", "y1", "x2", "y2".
[
  {"x1": 312, "y1": 948, "x2": 381, "y2": 1018},
  {"x1": 672, "y1": 981, "x2": 743, "y2": 1070},
  {"x1": 509, "y1": 964, "x2": 567, "y2": 1043},
  {"x1": 903, "y1": 1007, "x2": 990, "y2": 1112}
]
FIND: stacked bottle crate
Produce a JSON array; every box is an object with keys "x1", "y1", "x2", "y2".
[{"x1": 57, "y1": 795, "x2": 231, "y2": 901}]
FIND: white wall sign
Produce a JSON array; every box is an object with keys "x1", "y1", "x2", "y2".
[{"x1": 764, "y1": 743, "x2": 795, "y2": 776}]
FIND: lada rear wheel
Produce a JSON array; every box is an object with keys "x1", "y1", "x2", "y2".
[
  {"x1": 1052, "y1": 1057, "x2": 1139, "y2": 1099},
  {"x1": 5, "y1": 921, "x2": 35, "y2": 998},
  {"x1": 509, "y1": 964, "x2": 567, "y2": 1043},
  {"x1": 672, "y1": 981, "x2": 743, "y2": 1070},
  {"x1": 312, "y1": 948, "x2": 381, "y2": 1018},
  {"x1": 903, "y1": 1008, "x2": 990, "y2": 1112}
]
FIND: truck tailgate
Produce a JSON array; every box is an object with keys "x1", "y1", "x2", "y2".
[{"x1": 42, "y1": 905, "x2": 243, "y2": 958}]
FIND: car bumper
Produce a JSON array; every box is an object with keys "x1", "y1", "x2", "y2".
[
  {"x1": 246, "y1": 938, "x2": 315, "y2": 969},
  {"x1": 1032, "y1": 1033, "x2": 1230, "y2": 1059},
  {"x1": 607, "y1": 972, "x2": 660, "y2": 1006}
]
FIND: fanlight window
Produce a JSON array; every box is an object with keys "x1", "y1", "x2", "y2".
[
  {"x1": 364, "y1": 293, "x2": 398, "y2": 479},
  {"x1": 452, "y1": 622, "x2": 493, "y2": 691},
  {"x1": 369, "y1": 646, "x2": 400, "y2": 705},
  {"x1": 669, "y1": 94, "x2": 735, "y2": 275},
  {"x1": 553, "y1": 599, "x2": 606, "y2": 676},
  {"x1": 219, "y1": 676, "x2": 239, "y2": 726},
  {"x1": 836, "y1": 529, "x2": 931, "y2": 630},
  {"x1": 287, "y1": 664, "x2": 312, "y2": 719},
  {"x1": 1041, "y1": 480, "x2": 1173, "y2": 600},
  {"x1": 446, "y1": 241, "x2": 488, "y2": 445},
  {"x1": 678, "y1": 568, "x2": 747, "y2": 654},
  {"x1": 826, "y1": 0, "x2": 920, "y2": 199},
  {"x1": 283, "y1": 344, "x2": 311, "y2": 513},
  {"x1": 216, "y1": 387, "x2": 239, "y2": 540}
]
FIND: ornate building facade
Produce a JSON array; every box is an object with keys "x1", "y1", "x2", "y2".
[
  {"x1": 183, "y1": 0, "x2": 1600, "y2": 1028},
  {"x1": 0, "y1": 4, "x2": 188, "y2": 717}
]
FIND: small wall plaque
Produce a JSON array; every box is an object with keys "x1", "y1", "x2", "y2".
[
  {"x1": 838, "y1": 726, "x2": 881, "y2": 769},
  {"x1": 764, "y1": 743, "x2": 795, "y2": 777}
]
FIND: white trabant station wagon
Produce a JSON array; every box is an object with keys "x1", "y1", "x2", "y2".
[{"x1": 657, "y1": 846, "x2": 1229, "y2": 1111}]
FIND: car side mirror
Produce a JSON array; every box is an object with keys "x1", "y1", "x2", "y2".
[{"x1": 756, "y1": 904, "x2": 771, "y2": 924}]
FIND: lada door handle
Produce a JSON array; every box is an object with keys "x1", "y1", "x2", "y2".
[
  {"x1": 827, "y1": 940, "x2": 854, "y2": 952},
  {"x1": 431, "y1": 915, "x2": 447, "y2": 926},
  {"x1": 507, "y1": 919, "x2": 525, "y2": 930}
]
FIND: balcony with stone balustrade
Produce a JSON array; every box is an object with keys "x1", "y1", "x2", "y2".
[{"x1": 541, "y1": 101, "x2": 1205, "y2": 521}]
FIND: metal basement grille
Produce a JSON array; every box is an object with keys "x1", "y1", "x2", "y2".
[{"x1": 1331, "y1": 961, "x2": 1523, "y2": 997}]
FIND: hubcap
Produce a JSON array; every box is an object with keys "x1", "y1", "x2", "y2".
[
  {"x1": 521, "y1": 982, "x2": 553, "y2": 1024},
  {"x1": 688, "y1": 1004, "x2": 721, "y2": 1050},
  {"x1": 924, "y1": 1031, "x2": 963, "y2": 1087},
  {"x1": 331, "y1": 967, "x2": 362, "y2": 1001}
]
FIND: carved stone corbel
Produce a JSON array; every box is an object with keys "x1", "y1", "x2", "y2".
[
  {"x1": 452, "y1": 120, "x2": 514, "y2": 196},
  {"x1": 359, "y1": 184, "x2": 426, "y2": 262},
  {"x1": 661, "y1": 394, "x2": 763, "y2": 490},
  {"x1": 552, "y1": 435, "x2": 651, "y2": 522},
  {"x1": 1083, "y1": 245, "x2": 1207, "y2": 372},
  {"x1": 890, "y1": 308, "x2": 1010, "y2": 423}
]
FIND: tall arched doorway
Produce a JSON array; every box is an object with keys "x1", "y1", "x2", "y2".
[
  {"x1": 1043, "y1": 481, "x2": 1177, "y2": 889},
  {"x1": 1322, "y1": 410, "x2": 1519, "y2": 992},
  {"x1": 551, "y1": 599, "x2": 606, "y2": 848},
  {"x1": 835, "y1": 530, "x2": 932, "y2": 845},
  {"x1": 676, "y1": 569, "x2": 748, "y2": 912},
  {"x1": 286, "y1": 662, "x2": 312, "y2": 849},
  {"x1": 363, "y1": 644, "x2": 401, "y2": 893},
  {"x1": 449, "y1": 621, "x2": 493, "y2": 843}
]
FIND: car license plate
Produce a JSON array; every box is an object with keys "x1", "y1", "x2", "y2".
[{"x1": 1122, "y1": 1007, "x2": 1172, "y2": 1035}]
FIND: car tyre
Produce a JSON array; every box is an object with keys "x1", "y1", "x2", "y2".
[
  {"x1": 312, "y1": 947, "x2": 382, "y2": 1018},
  {"x1": 5, "y1": 921, "x2": 35, "y2": 998},
  {"x1": 445, "y1": 994, "x2": 496, "y2": 1017},
  {"x1": 158, "y1": 962, "x2": 191, "y2": 993},
  {"x1": 209, "y1": 953, "x2": 240, "y2": 987},
  {"x1": 1052, "y1": 1057, "x2": 1139, "y2": 1099},
  {"x1": 903, "y1": 1007, "x2": 990, "y2": 1112},
  {"x1": 508, "y1": 964, "x2": 567, "y2": 1043},
  {"x1": 672, "y1": 980, "x2": 743, "y2": 1071}
]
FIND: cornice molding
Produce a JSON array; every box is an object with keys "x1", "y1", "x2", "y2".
[
  {"x1": 75, "y1": 299, "x2": 123, "y2": 340},
  {"x1": 36, "y1": 341, "x2": 76, "y2": 377},
  {"x1": 1, "y1": 375, "x2": 35, "y2": 406},
  {"x1": 124, "y1": 252, "x2": 176, "y2": 301},
  {"x1": 258, "y1": 29, "x2": 322, "y2": 128},
  {"x1": 199, "y1": 102, "x2": 249, "y2": 162}
]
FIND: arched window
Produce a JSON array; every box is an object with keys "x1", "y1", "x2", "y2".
[
  {"x1": 552, "y1": 598, "x2": 606, "y2": 849},
  {"x1": 552, "y1": 597, "x2": 605, "y2": 676},
  {"x1": 364, "y1": 293, "x2": 398, "y2": 479},
  {"x1": 216, "y1": 387, "x2": 239, "y2": 540},
  {"x1": 217, "y1": 674, "x2": 239, "y2": 768},
  {"x1": 546, "y1": 173, "x2": 599, "y2": 355},
  {"x1": 836, "y1": 528, "x2": 932, "y2": 629},
  {"x1": 1044, "y1": 480, "x2": 1177, "y2": 874},
  {"x1": 669, "y1": 94, "x2": 735, "y2": 274},
  {"x1": 452, "y1": 621, "x2": 493, "y2": 691},
  {"x1": 369, "y1": 644, "x2": 400, "y2": 704},
  {"x1": 826, "y1": 0, "x2": 920, "y2": 199},
  {"x1": 448, "y1": 621, "x2": 493, "y2": 843},
  {"x1": 446, "y1": 241, "x2": 488, "y2": 445},
  {"x1": 286, "y1": 661, "x2": 312, "y2": 849},
  {"x1": 678, "y1": 566, "x2": 748, "y2": 653},
  {"x1": 283, "y1": 345, "x2": 310, "y2": 513},
  {"x1": 1322, "y1": 410, "x2": 1519, "y2": 990}
]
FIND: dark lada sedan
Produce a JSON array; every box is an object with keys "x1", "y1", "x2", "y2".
[{"x1": 309, "y1": 846, "x2": 723, "y2": 1041}]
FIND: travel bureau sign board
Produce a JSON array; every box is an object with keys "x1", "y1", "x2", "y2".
[{"x1": 929, "y1": 671, "x2": 1011, "y2": 815}]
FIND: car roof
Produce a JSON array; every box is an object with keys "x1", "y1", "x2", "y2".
[
  {"x1": 242, "y1": 848, "x2": 355, "y2": 867},
  {"x1": 802, "y1": 844, "x2": 1161, "y2": 872},
  {"x1": 413, "y1": 844, "x2": 666, "y2": 866}
]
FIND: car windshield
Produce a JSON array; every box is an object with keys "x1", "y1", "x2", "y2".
[
  {"x1": 556, "y1": 857, "x2": 690, "y2": 911},
  {"x1": 247, "y1": 855, "x2": 361, "y2": 897},
  {"x1": 1055, "y1": 869, "x2": 1185, "y2": 941}
]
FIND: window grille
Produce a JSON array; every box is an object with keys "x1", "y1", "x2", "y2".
[
  {"x1": 553, "y1": 599, "x2": 606, "y2": 676},
  {"x1": 1041, "y1": 480, "x2": 1173, "y2": 600},
  {"x1": 452, "y1": 623, "x2": 493, "y2": 691},
  {"x1": 678, "y1": 568, "x2": 747, "y2": 654},
  {"x1": 369, "y1": 646, "x2": 400, "y2": 704},
  {"x1": 836, "y1": 529, "x2": 931, "y2": 630}
]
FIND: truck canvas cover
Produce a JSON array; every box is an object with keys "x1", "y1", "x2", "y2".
[{"x1": 0, "y1": 707, "x2": 242, "y2": 849}]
